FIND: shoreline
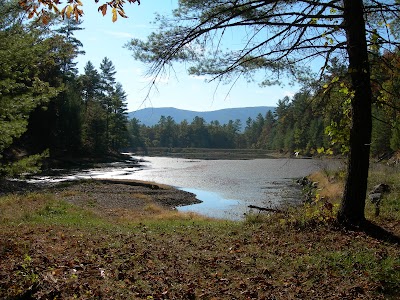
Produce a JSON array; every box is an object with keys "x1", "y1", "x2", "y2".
[
  {"x1": 55, "y1": 178, "x2": 202, "y2": 208},
  {"x1": 0, "y1": 178, "x2": 202, "y2": 218}
]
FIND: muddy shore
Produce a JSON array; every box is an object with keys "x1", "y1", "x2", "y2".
[{"x1": 0, "y1": 178, "x2": 201, "y2": 216}]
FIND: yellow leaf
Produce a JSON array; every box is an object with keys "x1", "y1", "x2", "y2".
[
  {"x1": 112, "y1": 7, "x2": 117, "y2": 22},
  {"x1": 66, "y1": 5, "x2": 73, "y2": 18}
]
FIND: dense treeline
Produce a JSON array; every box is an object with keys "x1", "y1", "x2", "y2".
[
  {"x1": 128, "y1": 94, "x2": 327, "y2": 155},
  {"x1": 0, "y1": 1, "x2": 129, "y2": 176},
  {"x1": 130, "y1": 56, "x2": 400, "y2": 157}
]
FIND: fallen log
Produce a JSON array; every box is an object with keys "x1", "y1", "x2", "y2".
[{"x1": 248, "y1": 205, "x2": 284, "y2": 213}]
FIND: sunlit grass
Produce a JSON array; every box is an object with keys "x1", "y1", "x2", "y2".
[
  {"x1": 308, "y1": 169, "x2": 344, "y2": 201},
  {"x1": 0, "y1": 190, "x2": 215, "y2": 230},
  {"x1": 0, "y1": 192, "x2": 112, "y2": 229}
]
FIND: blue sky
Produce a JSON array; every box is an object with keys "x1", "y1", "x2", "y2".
[{"x1": 74, "y1": 0, "x2": 299, "y2": 112}]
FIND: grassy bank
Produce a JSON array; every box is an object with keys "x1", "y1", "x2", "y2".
[{"x1": 0, "y1": 166, "x2": 399, "y2": 299}]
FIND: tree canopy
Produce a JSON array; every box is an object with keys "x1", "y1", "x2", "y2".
[
  {"x1": 128, "y1": 0, "x2": 399, "y2": 84},
  {"x1": 0, "y1": 1, "x2": 61, "y2": 176}
]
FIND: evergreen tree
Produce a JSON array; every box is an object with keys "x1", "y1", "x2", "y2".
[
  {"x1": 79, "y1": 61, "x2": 105, "y2": 154},
  {"x1": 273, "y1": 97, "x2": 290, "y2": 150},
  {"x1": 0, "y1": 3, "x2": 60, "y2": 176},
  {"x1": 99, "y1": 57, "x2": 117, "y2": 147},
  {"x1": 80, "y1": 61, "x2": 101, "y2": 104},
  {"x1": 109, "y1": 83, "x2": 129, "y2": 150},
  {"x1": 127, "y1": 118, "x2": 145, "y2": 150},
  {"x1": 257, "y1": 110, "x2": 275, "y2": 149},
  {"x1": 38, "y1": 17, "x2": 86, "y2": 155},
  {"x1": 81, "y1": 101, "x2": 107, "y2": 155},
  {"x1": 55, "y1": 18, "x2": 85, "y2": 78},
  {"x1": 190, "y1": 117, "x2": 209, "y2": 148},
  {"x1": 177, "y1": 120, "x2": 191, "y2": 147}
]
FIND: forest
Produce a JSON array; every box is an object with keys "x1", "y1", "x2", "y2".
[
  {"x1": 0, "y1": 1, "x2": 130, "y2": 176},
  {"x1": 130, "y1": 73, "x2": 400, "y2": 158},
  {"x1": 1, "y1": 0, "x2": 400, "y2": 178}
]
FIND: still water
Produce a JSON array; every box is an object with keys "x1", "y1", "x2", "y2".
[{"x1": 51, "y1": 156, "x2": 342, "y2": 220}]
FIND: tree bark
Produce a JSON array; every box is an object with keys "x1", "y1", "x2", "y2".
[{"x1": 338, "y1": 0, "x2": 373, "y2": 226}]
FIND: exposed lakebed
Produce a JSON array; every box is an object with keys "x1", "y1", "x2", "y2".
[{"x1": 33, "y1": 156, "x2": 343, "y2": 220}]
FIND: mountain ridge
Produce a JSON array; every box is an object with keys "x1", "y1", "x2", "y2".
[{"x1": 128, "y1": 106, "x2": 275, "y2": 128}]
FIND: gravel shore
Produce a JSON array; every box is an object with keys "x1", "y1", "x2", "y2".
[
  {"x1": 0, "y1": 178, "x2": 201, "y2": 214},
  {"x1": 55, "y1": 179, "x2": 201, "y2": 208}
]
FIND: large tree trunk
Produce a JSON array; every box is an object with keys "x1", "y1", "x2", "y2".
[{"x1": 338, "y1": 0, "x2": 373, "y2": 226}]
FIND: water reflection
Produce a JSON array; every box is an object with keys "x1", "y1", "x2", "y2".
[{"x1": 178, "y1": 188, "x2": 242, "y2": 220}]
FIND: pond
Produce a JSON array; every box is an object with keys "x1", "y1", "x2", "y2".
[{"x1": 39, "y1": 156, "x2": 342, "y2": 220}]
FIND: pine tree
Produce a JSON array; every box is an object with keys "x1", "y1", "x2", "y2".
[
  {"x1": 80, "y1": 61, "x2": 102, "y2": 105},
  {"x1": 0, "y1": 4, "x2": 60, "y2": 176},
  {"x1": 109, "y1": 83, "x2": 129, "y2": 150},
  {"x1": 100, "y1": 57, "x2": 117, "y2": 148},
  {"x1": 55, "y1": 18, "x2": 85, "y2": 78}
]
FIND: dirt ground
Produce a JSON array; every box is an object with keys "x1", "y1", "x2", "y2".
[{"x1": 52, "y1": 179, "x2": 201, "y2": 210}]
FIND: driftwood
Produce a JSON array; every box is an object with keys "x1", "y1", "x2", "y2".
[{"x1": 248, "y1": 205, "x2": 284, "y2": 213}]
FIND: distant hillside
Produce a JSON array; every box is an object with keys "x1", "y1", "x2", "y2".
[{"x1": 127, "y1": 106, "x2": 275, "y2": 129}]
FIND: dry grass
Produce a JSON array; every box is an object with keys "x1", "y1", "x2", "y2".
[
  {"x1": 113, "y1": 203, "x2": 208, "y2": 223},
  {"x1": 0, "y1": 193, "x2": 52, "y2": 224},
  {"x1": 308, "y1": 170, "x2": 344, "y2": 201},
  {"x1": 131, "y1": 193, "x2": 153, "y2": 202}
]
